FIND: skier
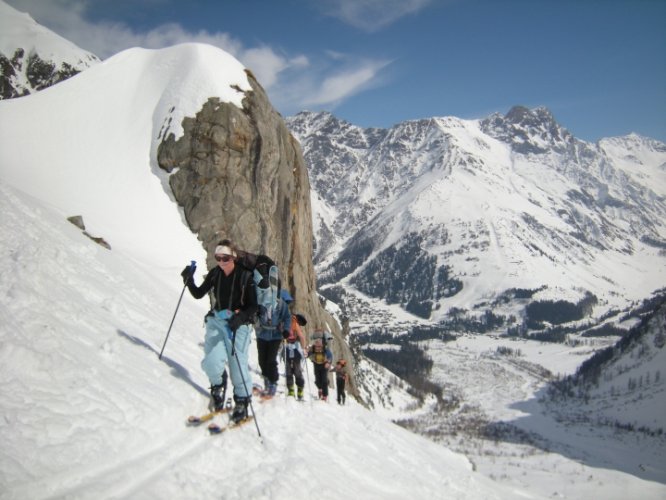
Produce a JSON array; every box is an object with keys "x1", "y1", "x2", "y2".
[
  {"x1": 181, "y1": 239, "x2": 257, "y2": 423},
  {"x1": 284, "y1": 313, "x2": 308, "y2": 400},
  {"x1": 256, "y1": 288, "x2": 292, "y2": 397},
  {"x1": 308, "y1": 329, "x2": 333, "y2": 401},
  {"x1": 332, "y1": 359, "x2": 349, "y2": 405}
]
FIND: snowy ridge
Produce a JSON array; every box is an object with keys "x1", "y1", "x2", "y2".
[{"x1": 0, "y1": 42, "x2": 250, "y2": 281}]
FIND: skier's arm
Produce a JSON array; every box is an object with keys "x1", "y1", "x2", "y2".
[
  {"x1": 185, "y1": 269, "x2": 215, "y2": 299},
  {"x1": 294, "y1": 322, "x2": 307, "y2": 350}
]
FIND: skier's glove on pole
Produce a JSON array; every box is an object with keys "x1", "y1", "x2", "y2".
[
  {"x1": 180, "y1": 261, "x2": 196, "y2": 284},
  {"x1": 228, "y1": 313, "x2": 244, "y2": 333}
]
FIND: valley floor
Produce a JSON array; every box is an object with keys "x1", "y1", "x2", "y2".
[{"x1": 396, "y1": 335, "x2": 666, "y2": 500}]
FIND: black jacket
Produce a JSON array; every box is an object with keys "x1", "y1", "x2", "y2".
[{"x1": 186, "y1": 265, "x2": 258, "y2": 324}]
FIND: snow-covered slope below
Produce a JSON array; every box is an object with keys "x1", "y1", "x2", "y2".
[
  {"x1": 0, "y1": 179, "x2": 516, "y2": 500},
  {"x1": 406, "y1": 334, "x2": 666, "y2": 498},
  {"x1": 547, "y1": 299, "x2": 666, "y2": 433}
]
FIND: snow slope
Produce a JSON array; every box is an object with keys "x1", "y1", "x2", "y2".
[{"x1": 0, "y1": 180, "x2": 512, "y2": 500}]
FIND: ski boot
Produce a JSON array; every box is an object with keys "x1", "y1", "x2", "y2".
[
  {"x1": 261, "y1": 382, "x2": 277, "y2": 398},
  {"x1": 287, "y1": 385, "x2": 295, "y2": 397},
  {"x1": 297, "y1": 387, "x2": 304, "y2": 401},
  {"x1": 231, "y1": 395, "x2": 250, "y2": 424},
  {"x1": 210, "y1": 384, "x2": 225, "y2": 411}
]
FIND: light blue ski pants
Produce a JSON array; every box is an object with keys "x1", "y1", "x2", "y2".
[{"x1": 201, "y1": 315, "x2": 253, "y2": 398}]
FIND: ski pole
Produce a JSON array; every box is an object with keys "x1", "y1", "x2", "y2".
[
  {"x1": 159, "y1": 260, "x2": 196, "y2": 360},
  {"x1": 303, "y1": 355, "x2": 313, "y2": 405}
]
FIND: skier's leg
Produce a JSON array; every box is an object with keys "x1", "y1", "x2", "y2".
[
  {"x1": 266, "y1": 339, "x2": 282, "y2": 386},
  {"x1": 201, "y1": 316, "x2": 229, "y2": 386},
  {"x1": 224, "y1": 323, "x2": 253, "y2": 398}
]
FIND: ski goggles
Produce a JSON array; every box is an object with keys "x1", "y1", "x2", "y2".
[{"x1": 215, "y1": 254, "x2": 233, "y2": 262}]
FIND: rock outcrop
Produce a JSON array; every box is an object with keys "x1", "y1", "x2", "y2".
[{"x1": 157, "y1": 70, "x2": 357, "y2": 397}]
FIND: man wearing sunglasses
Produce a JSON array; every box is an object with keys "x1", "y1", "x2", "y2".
[{"x1": 181, "y1": 239, "x2": 258, "y2": 423}]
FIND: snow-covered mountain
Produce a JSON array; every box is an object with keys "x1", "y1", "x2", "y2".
[
  {"x1": 287, "y1": 110, "x2": 666, "y2": 334},
  {"x1": 0, "y1": 1, "x2": 99, "y2": 99}
]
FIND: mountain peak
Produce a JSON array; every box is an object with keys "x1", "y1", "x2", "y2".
[
  {"x1": 481, "y1": 105, "x2": 573, "y2": 154},
  {"x1": 505, "y1": 104, "x2": 554, "y2": 125}
]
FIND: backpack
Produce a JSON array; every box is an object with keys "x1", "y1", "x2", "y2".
[
  {"x1": 311, "y1": 330, "x2": 333, "y2": 363},
  {"x1": 311, "y1": 329, "x2": 333, "y2": 349},
  {"x1": 286, "y1": 313, "x2": 306, "y2": 343},
  {"x1": 237, "y1": 251, "x2": 280, "y2": 319}
]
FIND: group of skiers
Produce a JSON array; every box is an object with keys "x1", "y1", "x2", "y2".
[{"x1": 181, "y1": 238, "x2": 349, "y2": 424}]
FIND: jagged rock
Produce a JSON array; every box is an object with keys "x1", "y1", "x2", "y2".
[
  {"x1": 83, "y1": 232, "x2": 111, "y2": 250},
  {"x1": 157, "y1": 70, "x2": 357, "y2": 396},
  {"x1": 66, "y1": 215, "x2": 85, "y2": 231},
  {"x1": 66, "y1": 214, "x2": 111, "y2": 249}
]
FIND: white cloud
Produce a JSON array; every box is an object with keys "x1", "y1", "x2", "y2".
[
  {"x1": 317, "y1": 0, "x2": 434, "y2": 32},
  {"x1": 305, "y1": 60, "x2": 390, "y2": 106},
  {"x1": 4, "y1": 0, "x2": 392, "y2": 116},
  {"x1": 267, "y1": 55, "x2": 391, "y2": 115}
]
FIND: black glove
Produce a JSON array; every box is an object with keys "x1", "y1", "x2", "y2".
[
  {"x1": 282, "y1": 330, "x2": 290, "y2": 339},
  {"x1": 228, "y1": 313, "x2": 244, "y2": 333},
  {"x1": 181, "y1": 266, "x2": 194, "y2": 284}
]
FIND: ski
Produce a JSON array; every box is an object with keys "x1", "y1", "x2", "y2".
[
  {"x1": 187, "y1": 399, "x2": 233, "y2": 426},
  {"x1": 252, "y1": 385, "x2": 280, "y2": 401},
  {"x1": 207, "y1": 416, "x2": 255, "y2": 435}
]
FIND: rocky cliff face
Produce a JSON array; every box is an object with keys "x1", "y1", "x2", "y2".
[{"x1": 157, "y1": 71, "x2": 356, "y2": 395}]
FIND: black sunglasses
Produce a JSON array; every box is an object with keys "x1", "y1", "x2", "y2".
[{"x1": 215, "y1": 255, "x2": 233, "y2": 262}]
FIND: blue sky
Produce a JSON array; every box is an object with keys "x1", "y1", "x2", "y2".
[{"x1": 6, "y1": 0, "x2": 666, "y2": 142}]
